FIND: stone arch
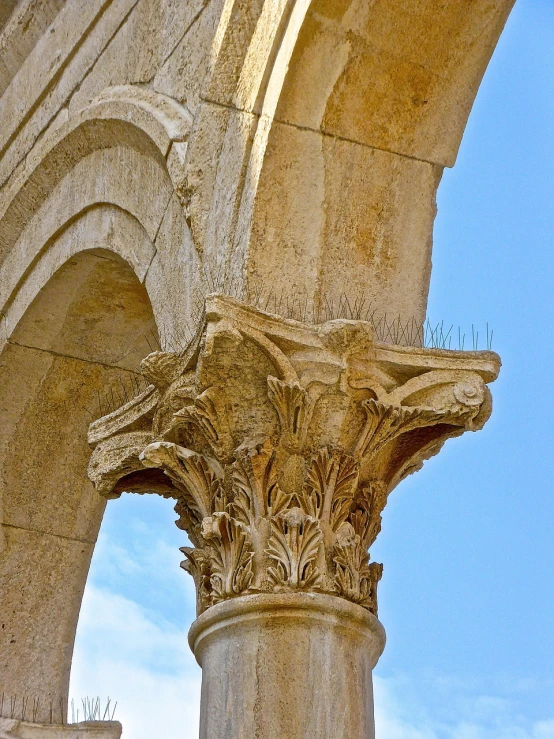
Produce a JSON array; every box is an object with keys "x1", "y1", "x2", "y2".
[
  {"x1": 0, "y1": 84, "x2": 201, "y2": 346},
  {"x1": 2, "y1": 206, "x2": 157, "y2": 356},
  {"x1": 0, "y1": 86, "x2": 197, "y2": 722},
  {"x1": 0, "y1": 4, "x2": 518, "y2": 728},
  {"x1": 184, "y1": 0, "x2": 515, "y2": 321},
  {"x1": 244, "y1": 0, "x2": 516, "y2": 319},
  {"x1": 0, "y1": 246, "x2": 157, "y2": 722},
  {"x1": 0, "y1": 85, "x2": 193, "y2": 266}
]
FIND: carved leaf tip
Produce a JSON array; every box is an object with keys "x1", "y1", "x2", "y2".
[{"x1": 266, "y1": 508, "x2": 323, "y2": 591}]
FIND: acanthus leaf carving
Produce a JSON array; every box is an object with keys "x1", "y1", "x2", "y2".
[
  {"x1": 180, "y1": 545, "x2": 211, "y2": 616},
  {"x1": 173, "y1": 386, "x2": 234, "y2": 460},
  {"x1": 299, "y1": 447, "x2": 359, "y2": 536},
  {"x1": 333, "y1": 524, "x2": 382, "y2": 613},
  {"x1": 350, "y1": 481, "x2": 389, "y2": 550},
  {"x1": 201, "y1": 512, "x2": 254, "y2": 602},
  {"x1": 87, "y1": 295, "x2": 500, "y2": 616},
  {"x1": 230, "y1": 441, "x2": 289, "y2": 525},
  {"x1": 267, "y1": 376, "x2": 314, "y2": 451},
  {"x1": 266, "y1": 508, "x2": 323, "y2": 591},
  {"x1": 355, "y1": 398, "x2": 470, "y2": 461},
  {"x1": 140, "y1": 441, "x2": 224, "y2": 544}
]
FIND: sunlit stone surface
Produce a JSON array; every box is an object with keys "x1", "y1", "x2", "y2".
[{"x1": 0, "y1": 1, "x2": 511, "y2": 734}]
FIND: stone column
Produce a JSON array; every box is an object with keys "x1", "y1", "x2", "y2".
[
  {"x1": 189, "y1": 593, "x2": 384, "y2": 738},
  {"x1": 87, "y1": 295, "x2": 500, "y2": 738}
]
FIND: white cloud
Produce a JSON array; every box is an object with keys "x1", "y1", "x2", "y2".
[
  {"x1": 535, "y1": 723, "x2": 554, "y2": 739},
  {"x1": 374, "y1": 674, "x2": 554, "y2": 739},
  {"x1": 71, "y1": 588, "x2": 554, "y2": 739},
  {"x1": 70, "y1": 585, "x2": 201, "y2": 739},
  {"x1": 89, "y1": 528, "x2": 189, "y2": 597}
]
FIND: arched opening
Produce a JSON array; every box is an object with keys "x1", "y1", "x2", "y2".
[
  {"x1": 69, "y1": 492, "x2": 201, "y2": 737},
  {"x1": 0, "y1": 247, "x2": 157, "y2": 722}
]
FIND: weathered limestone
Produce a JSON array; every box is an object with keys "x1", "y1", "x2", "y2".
[
  {"x1": 87, "y1": 294, "x2": 499, "y2": 734},
  {"x1": 0, "y1": 719, "x2": 121, "y2": 739},
  {"x1": 0, "y1": 250, "x2": 156, "y2": 718},
  {"x1": 189, "y1": 594, "x2": 385, "y2": 739},
  {"x1": 0, "y1": 0, "x2": 512, "y2": 732},
  {"x1": 89, "y1": 296, "x2": 499, "y2": 610},
  {"x1": 0, "y1": 0, "x2": 516, "y2": 326}
]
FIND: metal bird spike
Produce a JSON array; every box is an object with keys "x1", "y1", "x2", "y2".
[
  {"x1": 144, "y1": 333, "x2": 155, "y2": 352},
  {"x1": 119, "y1": 376, "x2": 129, "y2": 404}
]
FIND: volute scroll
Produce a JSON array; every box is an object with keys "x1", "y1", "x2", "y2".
[{"x1": 87, "y1": 295, "x2": 500, "y2": 615}]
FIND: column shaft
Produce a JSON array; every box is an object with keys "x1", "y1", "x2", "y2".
[{"x1": 189, "y1": 593, "x2": 386, "y2": 739}]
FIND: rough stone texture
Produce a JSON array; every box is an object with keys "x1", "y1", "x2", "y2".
[
  {"x1": 0, "y1": 0, "x2": 66, "y2": 95},
  {"x1": 0, "y1": 249, "x2": 156, "y2": 715},
  {"x1": 275, "y1": 0, "x2": 515, "y2": 166},
  {"x1": 247, "y1": 122, "x2": 442, "y2": 321},
  {"x1": 0, "y1": 0, "x2": 514, "y2": 733},
  {"x1": 189, "y1": 593, "x2": 385, "y2": 739},
  {"x1": 69, "y1": 0, "x2": 211, "y2": 114},
  {"x1": 0, "y1": 719, "x2": 121, "y2": 739},
  {"x1": 88, "y1": 295, "x2": 499, "y2": 618},
  {"x1": 152, "y1": 0, "x2": 225, "y2": 113},
  {"x1": 0, "y1": 526, "x2": 94, "y2": 722},
  {"x1": 145, "y1": 193, "x2": 204, "y2": 344},
  {"x1": 0, "y1": 0, "x2": 141, "y2": 188},
  {"x1": 0, "y1": 2, "x2": 18, "y2": 34}
]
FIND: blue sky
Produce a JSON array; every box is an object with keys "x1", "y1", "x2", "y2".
[{"x1": 71, "y1": 2, "x2": 554, "y2": 736}]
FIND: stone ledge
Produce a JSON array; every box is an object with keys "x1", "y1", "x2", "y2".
[{"x1": 0, "y1": 719, "x2": 121, "y2": 739}]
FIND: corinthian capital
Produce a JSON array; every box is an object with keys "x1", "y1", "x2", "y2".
[{"x1": 88, "y1": 296, "x2": 500, "y2": 615}]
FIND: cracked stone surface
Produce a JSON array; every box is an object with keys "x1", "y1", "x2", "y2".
[{"x1": 0, "y1": 1, "x2": 511, "y2": 734}]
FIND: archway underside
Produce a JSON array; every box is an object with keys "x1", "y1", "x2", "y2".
[{"x1": 0, "y1": 249, "x2": 157, "y2": 721}]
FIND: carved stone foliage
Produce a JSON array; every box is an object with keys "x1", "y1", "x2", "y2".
[{"x1": 87, "y1": 295, "x2": 500, "y2": 615}]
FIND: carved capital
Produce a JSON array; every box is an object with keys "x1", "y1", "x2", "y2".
[{"x1": 87, "y1": 296, "x2": 500, "y2": 615}]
